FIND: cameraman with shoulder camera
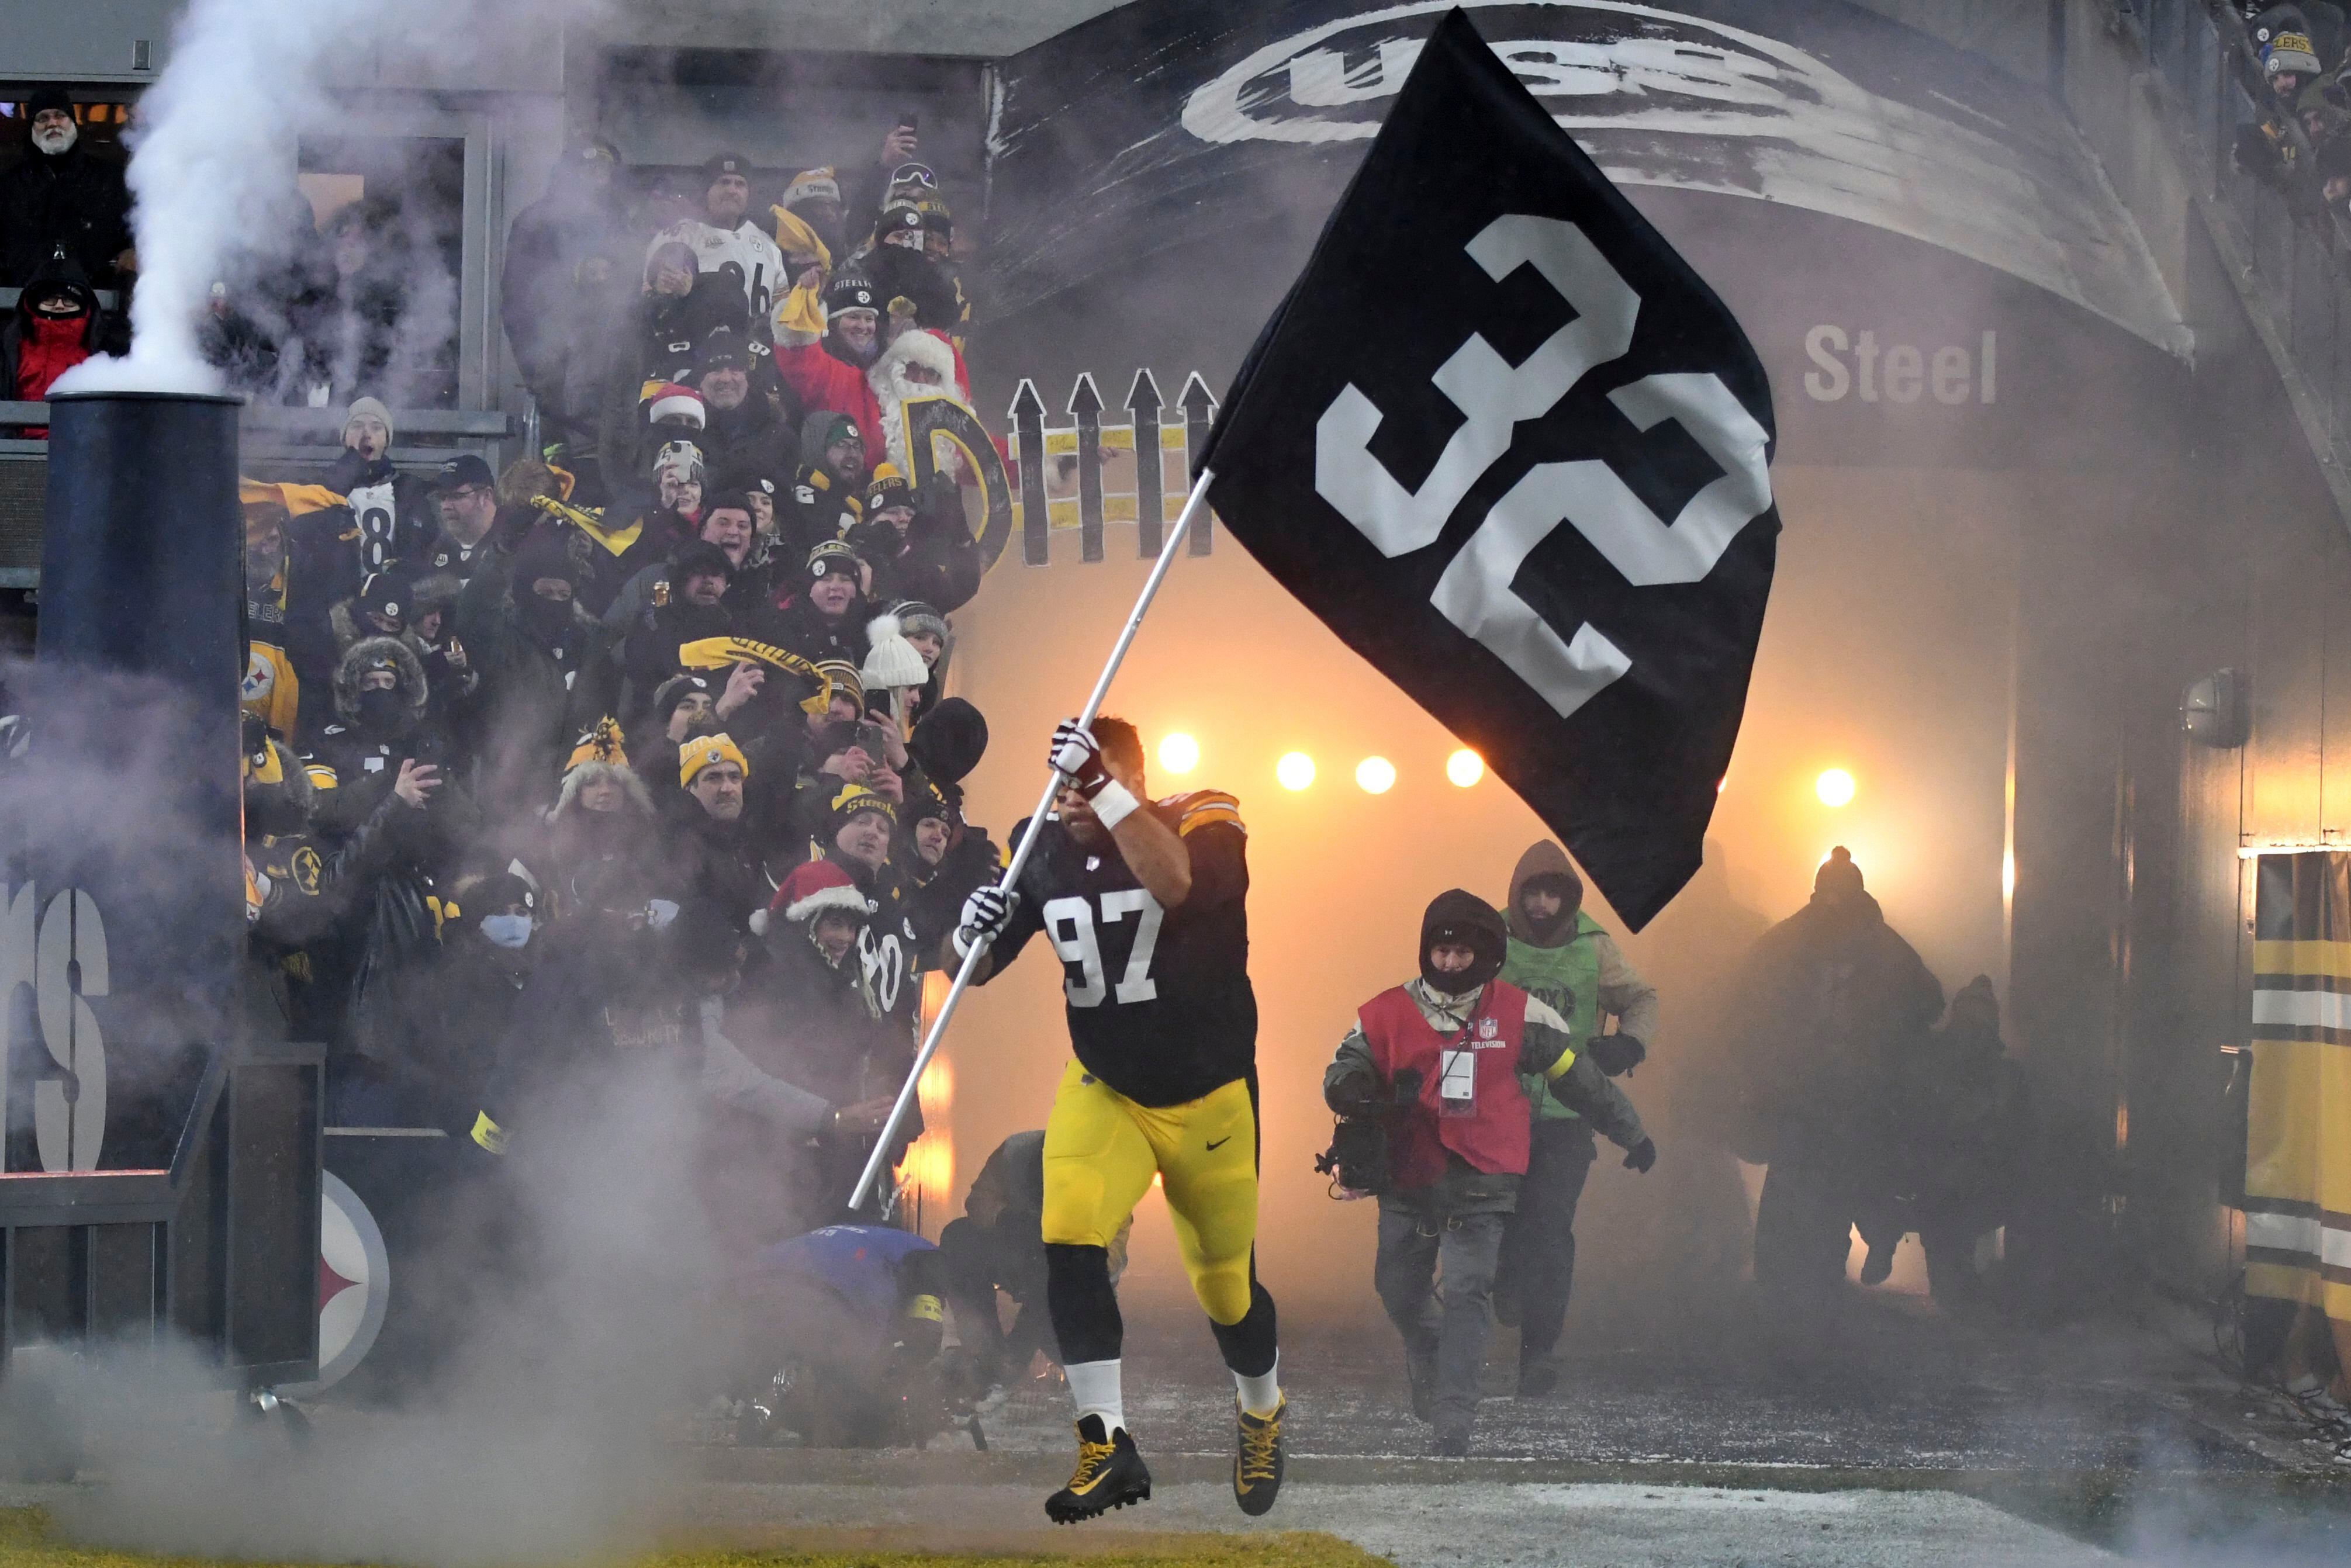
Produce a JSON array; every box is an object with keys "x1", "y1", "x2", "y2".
[{"x1": 1323, "y1": 891, "x2": 1652, "y2": 1458}]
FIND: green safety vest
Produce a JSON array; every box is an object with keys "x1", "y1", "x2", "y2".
[{"x1": 1502, "y1": 910, "x2": 1603, "y2": 1120}]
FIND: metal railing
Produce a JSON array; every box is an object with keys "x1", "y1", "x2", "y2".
[
  {"x1": 0, "y1": 403, "x2": 514, "y2": 586},
  {"x1": 0, "y1": 288, "x2": 123, "y2": 312},
  {"x1": 2118, "y1": 0, "x2": 2351, "y2": 507}
]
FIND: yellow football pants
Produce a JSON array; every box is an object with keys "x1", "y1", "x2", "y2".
[{"x1": 1040, "y1": 1060, "x2": 1260, "y2": 1325}]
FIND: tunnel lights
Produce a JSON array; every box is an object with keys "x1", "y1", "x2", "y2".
[
  {"x1": 1447, "y1": 749, "x2": 1485, "y2": 787},
  {"x1": 1356, "y1": 756, "x2": 1398, "y2": 794},
  {"x1": 1276, "y1": 752, "x2": 1316, "y2": 791},
  {"x1": 1816, "y1": 768, "x2": 1856, "y2": 808},
  {"x1": 1158, "y1": 732, "x2": 1200, "y2": 774}
]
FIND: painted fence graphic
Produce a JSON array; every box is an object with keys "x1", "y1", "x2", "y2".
[{"x1": 1004, "y1": 371, "x2": 1221, "y2": 565}]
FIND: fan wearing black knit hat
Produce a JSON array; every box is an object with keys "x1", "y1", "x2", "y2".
[
  {"x1": 407, "y1": 871, "x2": 547, "y2": 1131},
  {"x1": 329, "y1": 560, "x2": 419, "y2": 656},
  {"x1": 619, "y1": 540, "x2": 738, "y2": 728},
  {"x1": 773, "y1": 271, "x2": 891, "y2": 466},
  {"x1": 453, "y1": 523, "x2": 618, "y2": 815},
  {"x1": 863, "y1": 203, "x2": 962, "y2": 336},
  {"x1": 711, "y1": 463, "x2": 797, "y2": 608},
  {"x1": 695, "y1": 323, "x2": 801, "y2": 484},
  {"x1": 645, "y1": 150, "x2": 788, "y2": 334},
  {"x1": 893, "y1": 746, "x2": 1001, "y2": 957},
  {"x1": 846, "y1": 465, "x2": 983, "y2": 614},
  {"x1": 0, "y1": 86, "x2": 133, "y2": 287},
  {"x1": 770, "y1": 538, "x2": 872, "y2": 668}
]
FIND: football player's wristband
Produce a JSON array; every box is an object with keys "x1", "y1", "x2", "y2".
[{"x1": 1091, "y1": 779, "x2": 1140, "y2": 830}]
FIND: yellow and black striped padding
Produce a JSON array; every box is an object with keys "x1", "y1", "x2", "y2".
[{"x1": 2246, "y1": 852, "x2": 2351, "y2": 1321}]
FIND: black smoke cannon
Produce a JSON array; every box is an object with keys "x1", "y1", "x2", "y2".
[{"x1": 0, "y1": 392, "x2": 322, "y2": 1474}]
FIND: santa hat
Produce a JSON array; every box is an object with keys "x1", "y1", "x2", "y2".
[
  {"x1": 751, "y1": 856, "x2": 873, "y2": 937},
  {"x1": 860, "y1": 611, "x2": 932, "y2": 692},
  {"x1": 643, "y1": 382, "x2": 707, "y2": 430}
]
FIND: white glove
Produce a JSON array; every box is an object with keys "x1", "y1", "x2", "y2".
[
  {"x1": 1050, "y1": 719, "x2": 1110, "y2": 795},
  {"x1": 955, "y1": 885, "x2": 1021, "y2": 959},
  {"x1": 1049, "y1": 718, "x2": 1138, "y2": 828}
]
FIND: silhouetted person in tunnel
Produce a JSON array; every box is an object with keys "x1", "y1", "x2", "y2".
[
  {"x1": 1851, "y1": 974, "x2": 2032, "y2": 1304},
  {"x1": 1732, "y1": 847, "x2": 1942, "y2": 1294}
]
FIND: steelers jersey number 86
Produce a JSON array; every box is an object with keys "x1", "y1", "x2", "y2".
[{"x1": 1043, "y1": 889, "x2": 1164, "y2": 1008}]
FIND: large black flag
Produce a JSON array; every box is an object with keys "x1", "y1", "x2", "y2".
[{"x1": 1198, "y1": 8, "x2": 1778, "y2": 931}]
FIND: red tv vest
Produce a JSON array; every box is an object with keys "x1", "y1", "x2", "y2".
[{"x1": 1358, "y1": 981, "x2": 1534, "y2": 1190}]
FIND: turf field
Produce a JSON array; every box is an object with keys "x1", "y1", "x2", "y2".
[{"x1": 0, "y1": 1510, "x2": 1392, "y2": 1568}]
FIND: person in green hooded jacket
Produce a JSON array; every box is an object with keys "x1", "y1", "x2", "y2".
[{"x1": 1493, "y1": 841, "x2": 1659, "y2": 1396}]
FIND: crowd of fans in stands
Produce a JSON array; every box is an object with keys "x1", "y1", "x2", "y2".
[
  {"x1": 0, "y1": 86, "x2": 1020, "y2": 1260},
  {"x1": 2232, "y1": 2, "x2": 2351, "y2": 213},
  {"x1": 210, "y1": 117, "x2": 1003, "y2": 1242}
]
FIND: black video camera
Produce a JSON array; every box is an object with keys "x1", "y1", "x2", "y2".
[{"x1": 1313, "y1": 1068, "x2": 1420, "y2": 1197}]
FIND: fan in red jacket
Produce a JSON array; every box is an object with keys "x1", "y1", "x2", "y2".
[
  {"x1": 2, "y1": 250, "x2": 110, "y2": 434},
  {"x1": 775, "y1": 271, "x2": 970, "y2": 473}
]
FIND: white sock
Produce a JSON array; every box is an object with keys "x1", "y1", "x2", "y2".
[
  {"x1": 1235, "y1": 1353, "x2": 1281, "y2": 1417},
  {"x1": 1065, "y1": 1358, "x2": 1125, "y2": 1435}
]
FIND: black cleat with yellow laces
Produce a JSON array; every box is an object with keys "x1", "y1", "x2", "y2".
[
  {"x1": 1045, "y1": 1415, "x2": 1152, "y2": 1524},
  {"x1": 1233, "y1": 1396, "x2": 1286, "y2": 1515}
]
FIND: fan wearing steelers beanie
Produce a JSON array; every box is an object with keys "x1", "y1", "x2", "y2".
[{"x1": 953, "y1": 715, "x2": 1284, "y2": 1524}]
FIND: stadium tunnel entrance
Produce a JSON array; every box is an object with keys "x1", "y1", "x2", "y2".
[{"x1": 941, "y1": 0, "x2": 2265, "y2": 1320}]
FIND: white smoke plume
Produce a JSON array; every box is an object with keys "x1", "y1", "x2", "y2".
[
  {"x1": 53, "y1": 0, "x2": 603, "y2": 398},
  {"x1": 30, "y1": 1059, "x2": 722, "y2": 1568}
]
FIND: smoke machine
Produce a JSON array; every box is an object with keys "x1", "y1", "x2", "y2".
[{"x1": 1, "y1": 392, "x2": 321, "y2": 1470}]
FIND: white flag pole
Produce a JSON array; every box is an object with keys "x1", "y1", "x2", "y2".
[{"x1": 849, "y1": 468, "x2": 1218, "y2": 1212}]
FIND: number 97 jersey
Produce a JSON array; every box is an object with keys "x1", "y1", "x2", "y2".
[{"x1": 993, "y1": 791, "x2": 1259, "y2": 1108}]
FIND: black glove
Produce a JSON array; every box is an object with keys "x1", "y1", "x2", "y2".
[
  {"x1": 1622, "y1": 1136, "x2": 1657, "y2": 1174},
  {"x1": 1049, "y1": 719, "x2": 1112, "y2": 801},
  {"x1": 1588, "y1": 1033, "x2": 1647, "y2": 1077},
  {"x1": 1326, "y1": 1068, "x2": 1384, "y2": 1119}
]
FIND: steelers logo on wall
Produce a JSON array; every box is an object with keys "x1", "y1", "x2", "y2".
[{"x1": 280, "y1": 1172, "x2": 390, "y2": 1396}]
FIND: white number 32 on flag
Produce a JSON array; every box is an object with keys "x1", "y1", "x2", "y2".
[{"x1": 1315, "y1": 214, "x2": 1773, "y2": 721}]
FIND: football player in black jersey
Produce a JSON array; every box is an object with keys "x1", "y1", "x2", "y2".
[{"x1": 955, "y1": 715, "x2": 1284, "y2": 1523}]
